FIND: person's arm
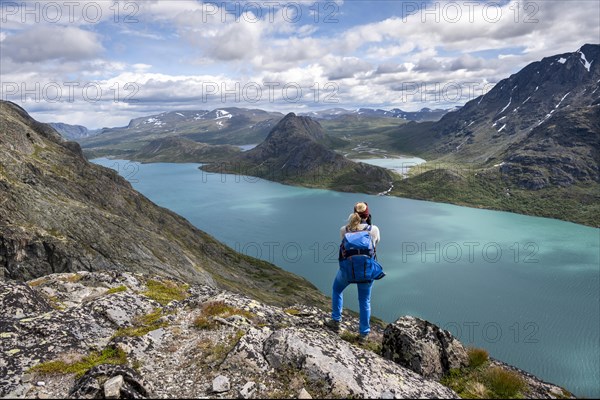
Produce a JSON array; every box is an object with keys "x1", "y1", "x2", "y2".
[
  {"x1": 372, "y1": 226, "x2": 381, "y2": 246},
  {"x1": 340, "y1": 226, "x2": 346, "y2": 241}
]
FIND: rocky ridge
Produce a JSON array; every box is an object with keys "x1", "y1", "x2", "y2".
[
  {"x1": 1, "y1": 271, "x2": 456, "y2": 399},
  {"x1": 0, "y1": 271, "x2": 572, "y2": 399}
]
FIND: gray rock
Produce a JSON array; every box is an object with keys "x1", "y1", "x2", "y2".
[
  {"x1": 298, "y1": 387, "x2": 312, "y2": 399},
  {"x1": 262, "y1": 327, "x2": 457, "y2": 398},
  {"x1": 381, "y1": 316, "x2": 468, "y2": 380},
  {"x1": 239, "y1": 381, "x2": 256, "y2": 399},
  {"x1": 221, "y1": 328, "x2": 273, "y2": 373},
  {"x1": 212, "y1": 375, "x2": 230, "y2": 393},
  {"x1": 104, "y1": 375, "x2": 124, "y2": 399},
  {"x1": 69, "y1": 364, "x2": 151, "y2": 399}
]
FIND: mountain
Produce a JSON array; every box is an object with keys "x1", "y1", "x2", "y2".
[
  {"x1": 301, "y1": 107, "x2": 450, "y2": 122},
  {"x1": 49, "y1": 122, "x2": 101, "y2": 140},
  {"x1": 386, "y1": 44, "x2": 600, "y2": 226},
  {"x1": 417, "y1": 44, "x2": 600, "y2": 185},
  {"x1": 92, "y1": 137, "x2": 243, "y2": 164},
  {"x1": 77, "y1": 108, "x2": 285, "y2": 158},
  {"x1": 0, "y1": 100, "x2": 326, "y2": 307},
  {"x1": 202, "y1": 113, "x2": 394, "y2": 193}
]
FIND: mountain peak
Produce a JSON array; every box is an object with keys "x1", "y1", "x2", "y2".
[{"x1": 267, "y1": 113, "x2": 325, "y2": 142}]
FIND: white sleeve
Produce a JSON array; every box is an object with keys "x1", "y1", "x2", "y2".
[{"x1": 371, "y1": 226, "x2": 380, "y2": 246}]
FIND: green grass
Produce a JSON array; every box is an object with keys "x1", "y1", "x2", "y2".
[
  {"x1": 29, "y1": 347, "x2": 127, "y2": 378},
  {"x1": 105, "y1": 285, "x2": 128, "y2": 295},
  {"x1": 440, "y1": 361, "x2": 527, "y2": 399},
  {"x1": 113, "y1": 308, "x2": 168, "y2": 337},
  {"x1": 143, "y1": 279, "x2": 189, "y2": 305},
  {"x1": 468, "y1": 347, "x2": 489, "y2": 368},
  {"x1": 484, "y1": 367, "x2": 525, "y2": 398},
  {"x1": 393, "y1": 163, "x2": 599, "y2": 227}
]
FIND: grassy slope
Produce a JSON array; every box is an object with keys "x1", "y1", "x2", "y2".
[{"x1": 391, "y1": 163, "x2": 599, "y2": 227}]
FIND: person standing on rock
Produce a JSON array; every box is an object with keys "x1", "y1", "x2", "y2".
[{"x1": 326, "y1": 201, "x2": 381, "y2": 343}]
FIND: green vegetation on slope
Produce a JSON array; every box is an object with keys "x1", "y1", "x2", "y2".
[
  {"x1": 391, "y1": 162, "x2": 599, "y2": 227},
  {"x1": 29, "y1": 347, "x2": 128, "y2": 378}
]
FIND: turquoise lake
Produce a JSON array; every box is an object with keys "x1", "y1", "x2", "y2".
[{"x1": 93, "y1": 158, "x2": 600, "y2": 397}]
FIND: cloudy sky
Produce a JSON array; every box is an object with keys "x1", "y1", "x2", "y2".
[{"x1": 1, "y1": 0, "x2": 599, "y2": 128}]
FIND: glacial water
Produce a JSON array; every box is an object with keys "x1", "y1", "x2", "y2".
[
  {"x1": 352, "y1": 156, "x2": 427, "y2": 176},
  {"x1": 93, "y1": 158, "x2": 600, "y2": 397}
]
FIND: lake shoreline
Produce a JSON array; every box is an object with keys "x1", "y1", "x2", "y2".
[{"x1": 88, "y1": 152, "x2": 598, "y2": 228}]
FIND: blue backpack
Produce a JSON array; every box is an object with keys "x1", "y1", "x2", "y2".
[{"x1": 339, "y1": 225, "x2": 385, "y2": 283}]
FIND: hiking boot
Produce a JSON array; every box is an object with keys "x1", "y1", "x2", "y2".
[
  {"x1": 358, "y1": 333, "x2": 370, "y2": 344},
  {"x1": 325, "y1": 319, "x2": 341, "y2": 333}
]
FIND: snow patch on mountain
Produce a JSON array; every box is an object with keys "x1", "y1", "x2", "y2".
[
  {"x1": 215, "y1": 110, "x2": 233, "y2": 120},
  {"x1": 499, "y1": 97, "x2": 512, "y2": 114},
  {"x1": 578, "y1": 50, "x2": 593, "y2": 72}
]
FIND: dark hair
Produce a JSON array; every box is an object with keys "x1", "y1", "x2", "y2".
[{"x1": 365, "y1": 214, "x2": 372, "y2": 225}]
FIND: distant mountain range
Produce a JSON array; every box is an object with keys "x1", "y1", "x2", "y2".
[
  {"x1": 51, "y1": 106, "x2": 452, "y2": 150},
  {"x1": 202, "y1": 113, "x2": 394, "y2": 194},
  {"x1": 300, "y1": 107, "x2": 453, "y2": 122},
  {"x1": 75, "y1": 108, "x2": 285, "y2": 158}
]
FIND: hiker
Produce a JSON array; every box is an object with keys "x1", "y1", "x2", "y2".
[{"x1": 326, "y1": 202, "x2": 382, "y2": 342}]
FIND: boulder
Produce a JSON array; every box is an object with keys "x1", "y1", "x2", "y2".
[
  {"x1": 68, "y1": 364, "x2": 151, "y2": 399},
  {"x1": 381, "y1": 316, "x2": 468, "y2": 380},
  {"x1": 262, "y1": 327, "x2": 457, "y2": 398},
  {"x1": 212, "y1": 375, "x2": 230, "y2": 393}
]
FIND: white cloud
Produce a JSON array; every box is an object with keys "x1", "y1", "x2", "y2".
[
  {"x1": 1, "y1": 26, "x2": 104, "y2": 63},
  {"x1": 2, "y1": 0, "x2": 598, "y2": 127}
]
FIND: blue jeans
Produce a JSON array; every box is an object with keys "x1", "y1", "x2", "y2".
[{"x1": 331, "y1": 268, "x2": 374, "y2": 335}]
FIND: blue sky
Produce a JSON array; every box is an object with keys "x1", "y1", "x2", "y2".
[{"x1": 1, "y1": 0, "x2": 599, "y2": 128}]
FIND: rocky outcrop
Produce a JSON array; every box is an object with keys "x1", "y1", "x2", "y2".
[
  {"x1": 0, "y1": 271, "x2": 457, "y2": 399},
  {"x1": 0, "y1": 271, "x2": 573, "y2": 399},
  {"x1": 381, "y1": 316, "x2": 469, "y2": 380}
]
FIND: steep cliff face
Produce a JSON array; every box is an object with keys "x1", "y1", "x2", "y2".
[
  {"x1": 203, "y1": 113, "x2": 394, "y2": 194},
  {"x1": 0, "y1": 271, "x2": 573, "y2": 399},
  {"x1": 0, "y1": 101, "x2": 326, "y2": 308}
]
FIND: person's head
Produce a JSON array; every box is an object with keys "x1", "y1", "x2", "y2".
[
  {"x1": 354, "y1": 201, "x2": 371, "y2": 224},
  {"x1": 354, "y1": 202, "x2": 369, "y2": 219},
  {"x1": 347, "y1": 202, "x2": 371, "y2": 230}
]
